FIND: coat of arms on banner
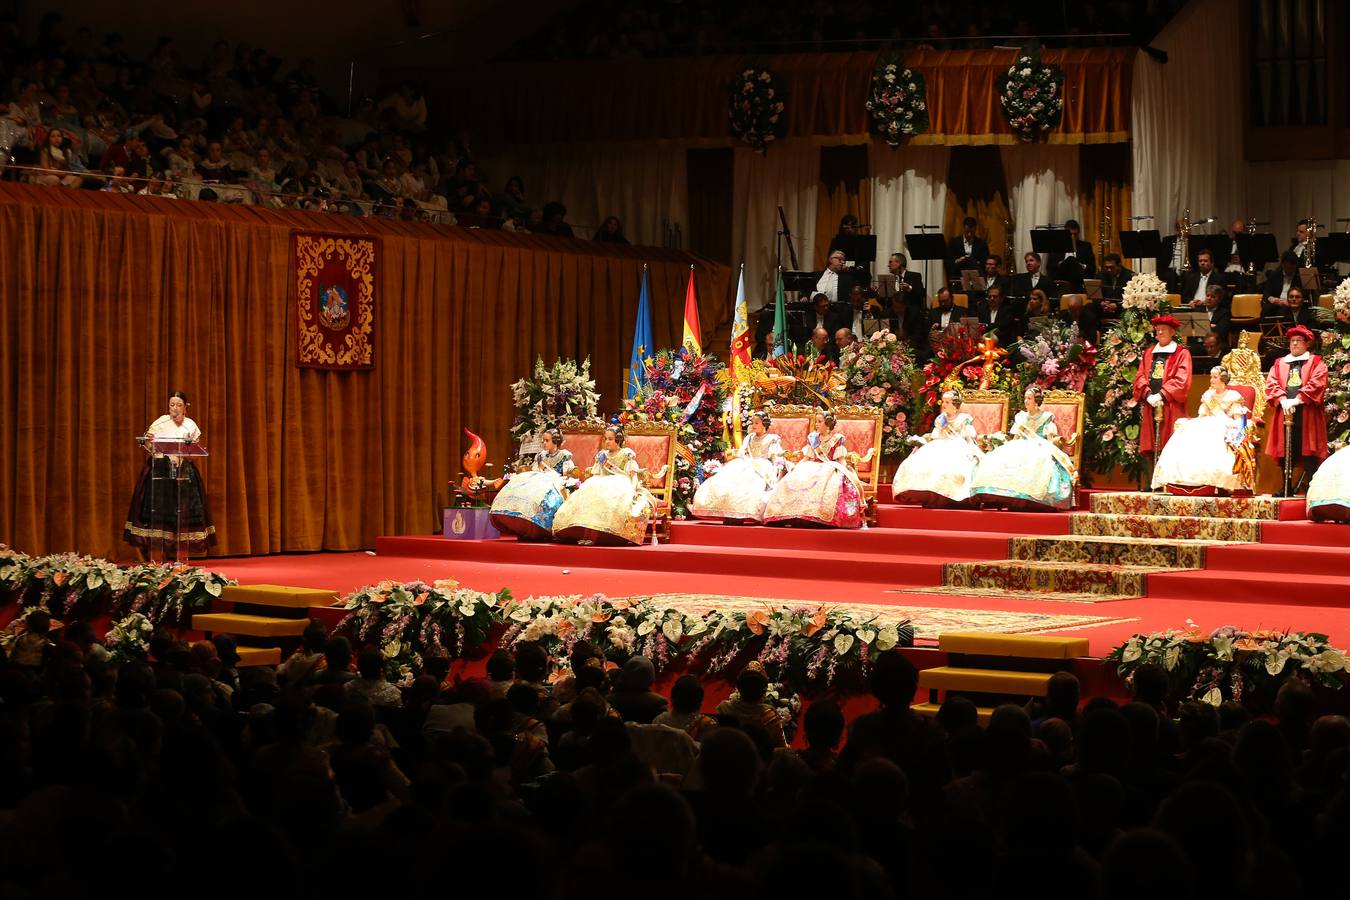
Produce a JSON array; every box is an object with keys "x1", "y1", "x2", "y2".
[{"x1": 293, "y1": 232, "x2": 377, "y2": 369}]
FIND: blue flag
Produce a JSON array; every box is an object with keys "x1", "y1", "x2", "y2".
[{"x1": 627, "y1": 265, "x2": 654, "y2": 399}]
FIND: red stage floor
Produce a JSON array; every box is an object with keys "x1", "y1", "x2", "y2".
[{"x1": 210, "y1": 505, "x2": 1350, "y2": 657}]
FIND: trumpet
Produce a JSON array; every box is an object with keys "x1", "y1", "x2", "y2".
[
  {"x1": 1004, "y1": 215, "x2": 1017, "y2": 273},
  {"x1": 1179, "y1": 208, "x2": 1192, "y2": 273},
  {"x1": 1245, "y1": 217, "x2": 1257, "y2": 276}
]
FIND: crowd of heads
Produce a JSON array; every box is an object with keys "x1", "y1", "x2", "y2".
[
  {"x1": 4, "y1": 604, "x2": 1348, "y2": 898},
  {"x1": 0, "y1": 18, "x2": 625, "y2": 238}
]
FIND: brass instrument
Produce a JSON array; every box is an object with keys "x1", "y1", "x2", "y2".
[
  {"x1": 1307, "y1": 215, "x2": 1319, "y2": 267},
  {"x1": 1245, "y1": 217, "x2": 1257, "y2": 276},
  {"x1": 1178, "y1": 208, "x2": 1192, "y2": 273},
  {"x1": 1099, "y1": 202, "x2": 1111, "y2": 261},
  {"x1": 1004, "y1": 216, "x2": 1016, "y2": 273}
]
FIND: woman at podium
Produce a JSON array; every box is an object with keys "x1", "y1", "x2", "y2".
[{"x1": 124, "y1": 390, "x2": 217, "y2": 552}]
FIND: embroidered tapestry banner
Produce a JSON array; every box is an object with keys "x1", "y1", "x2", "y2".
[{"x1": 293, "y1": 232, "x2": 377, "y2": 370}]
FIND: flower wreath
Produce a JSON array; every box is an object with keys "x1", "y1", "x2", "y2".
[
  {"x1": 729, "y1": 67, "x2": 786, "y2": 153},
  {"x1": 865, "y1": 58, "x2": 929, "y2": 146},
  {"x1": 997, "y1": 46, "x2": 1065, "y2": 142}
]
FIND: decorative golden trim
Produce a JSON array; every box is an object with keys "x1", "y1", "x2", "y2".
[
  {"x1": 557, "y1": 417, "x2": 608, "y2": 434},
  {"x1": 1220, "y1": 345, "x2": 1267, "y2": 423},
  {"x1": 1043, "y1": 389, "x2": 1086, "y2": 475}
]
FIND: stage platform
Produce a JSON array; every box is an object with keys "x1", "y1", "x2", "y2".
[{"x1": 210, "y1": 491, "x2": 1350, "y2": 659}]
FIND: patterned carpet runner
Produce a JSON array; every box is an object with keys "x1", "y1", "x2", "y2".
[{"x1": 902, "y1": 491, "x2": 1274, "y2": 604}]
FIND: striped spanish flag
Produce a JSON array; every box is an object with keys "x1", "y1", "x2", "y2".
[{"x1": 681, "y1": 265, "x2": 702, "y2": 355}]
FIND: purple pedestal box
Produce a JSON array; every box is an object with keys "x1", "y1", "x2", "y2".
[{"x1": 441, "y1": 507, "x2": 502, "y2": 540}]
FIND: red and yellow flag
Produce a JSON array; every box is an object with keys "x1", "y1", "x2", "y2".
[
  {"x1": 729, "y1": 263, "x2": 751, "y2": 378},
  {"x1": 681, "y1": 265, "x2": 702, "y2": 355}
]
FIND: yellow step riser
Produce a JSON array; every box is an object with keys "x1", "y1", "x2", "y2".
[
  {"x1": 912, "y1": 702, "x2": 993, "y2": 725},
  {"x1": 221, "y1": 584, "x2": 339, "y2": 610},
  {"x1": 938, "y1": 631, "x2": 1089, "y2": 659},
  {"x1": 918, "y1": 666, "x2": 1054, "y2": 696},
  {"x1": 191, "y1": 613, "x2": 309, "y2": 638},
  {"x1": 236, "y1": 647, "x2": 282, "y2": 667}
]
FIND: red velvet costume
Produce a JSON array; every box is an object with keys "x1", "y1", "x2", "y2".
[
  {"x1": 1264, "y1": 353, "x2": 1329, "y2": 460},
  {"x1": 1133, "y1": 342, "x2": 1193, "y2": 455}
]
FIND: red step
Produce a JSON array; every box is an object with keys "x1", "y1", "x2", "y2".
[
  {"x1": 874, "y1": 505, "x2": 1073, "y2": 534},
  {"x1": 1203, "y1": 542, "x2": 1350, "y2": 577},
  {"x1": 1146, "y1": 567, "x2": 1350, "y2": 608},
  {"x1": 1260, "y1": 519, "x2": 1350, "y2": 547},
  {"x1": 668, "y1": 521, "x2": 1014, "y2": 558}
]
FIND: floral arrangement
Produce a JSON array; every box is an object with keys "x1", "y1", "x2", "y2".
[
  {"x1": 1120, "y1": 272, "x2": 1169, "y2": 312},
  {"x1": 865, "y1": 57, "x2": 929, "y2": 146},
  {"x1": 0, "y1": 544, "x2": 234, "y2": 625},
  {"x1": 104, "y1": 613, "x2": 155, "y2": 664},
  {"x1": 729, "y1": 680, "x2": 804, "y2": 743},
  {"x1": 621, "y1": 349, "x2": 730, "y2": 518},
  {"x1": 996, "y1": 46, "x2": 1064, "y2": 141},
  {"x1": 509, "y1": 357, "x2": 601, "y2": 448},
  {"x1": 729, "y1": 67, "x2": 786, "y2": 153},
  {"x1": 336, "y1": 578, "x2": 509, "y2": 683},
  {"x1": 1106, "y1": 622, "x2": 1350, "y2": 708},
  {"x1": 1321, "y1": 325, "x2": 1350, "y2": 450},
  {"x1": 1332, "y1": 276, "x2": 1350, "y2": 320},
  {"x1": 1012, "y1": 320, "x2": 1096, "y2": 392},
  {"x1": 838, "y1": 330, "x2": 916, "y2": 457},
  {"x1": 339, "y1": 582, "x2": 914, "y2": 689},
  {"x1": 1083, "y1": 306, "x2": 1160, "y2": 478},
  {"x1": 916, "y1": 326, "x2": 1016, "y2": 435}
]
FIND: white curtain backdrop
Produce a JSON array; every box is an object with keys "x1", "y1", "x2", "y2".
[
  {"x1": 1131, "y1": 0, "x2": 1244, "y2": 271},
  {"x1": 999, "y1": 145, "x2": 1081, "y2": 267},
  {"x1": 869, "y1": 145, "x2": 951, "y2": 284},
  {"x1": 1245, "y1": 160, "x2": 1350, "y2": 270},
  {"x1": 479, "y1": 142, "x2": 688, "y2": 248},
  {"x1": 732, "y1": 140, "x2": 822, "y2": 311}
]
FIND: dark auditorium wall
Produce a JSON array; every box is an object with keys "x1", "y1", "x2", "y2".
[{"x1": 0, "y1": 185, "x2": 734, "y2": 559}]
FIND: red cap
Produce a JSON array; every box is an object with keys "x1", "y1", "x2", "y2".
[
  {"x1": 1286, "y1": 325, "x2": 1315, "y2": 343},
  {"x1": 1150, "y1": 315, "x2": 1181, "y2": 329}
]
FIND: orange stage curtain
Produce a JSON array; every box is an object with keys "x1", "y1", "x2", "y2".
[
  {"x1": 1078, "y1": 144, "x2": 1133, "y2": 262},
  {"x1": 398, "y1": 47, "x2": 1133, "y2": 146},
  {"x1": 0, "y1": 184, "x2": 733, "y2": 559},
  {"x1": 814, "y1": 145, "x2": 871, "y2": 270}
]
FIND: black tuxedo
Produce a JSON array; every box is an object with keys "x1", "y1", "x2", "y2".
[
  {"x1": 1201, "y1": 302, "x2": 1232, "y2": 345},
  {"x1": 792, "y1": 302, "x2": 852, "y2": 347},
  {"x1": 1057, "y1": 306, "x2": 1101, "y2": 344},
  {"x1": 1048, "y1": 241, "x2": 1097, "y2": 289},
  {"x1": 1261, "y1": 270, "x2": 1308, "y2": 317},
  {"x1": 928, "y1": 304, "x2": 964, "y2": 333},
  {"x1": 975, "y1": 300, "x2": 1022, "y2": 347},
  {"x1": 1010, "y1": 271, "x2": 1060, "y2": 307},
  {"x1": 1178, "y1": 269, "x2": 1234, "y2": 304},
  {"x1": 811, "y1": 341, "x2": 841, "y2": 364},
  {"x1": 946, "y1": 235, "x2": 990, "y2": 279},
  {"x1": 889, "y1": 269, "x2": 926, "y2": 306},
  {"x1": 1099, "y1": 266, "x2": 1134, "y2": 300},
  {"x1": 1277, "y1": 306, "x2": 1317, "y2": 330}
]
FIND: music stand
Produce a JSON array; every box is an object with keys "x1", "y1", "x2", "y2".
[
  {"x1": 906, "y1": 232, "x2": 947, "y2": 310},
  {"x1": 875, "y1": 273, "x2": 897, "y2": 298},
  {"x1": 144, "y1": 437, "x2": 210, "y2": 564},
  {"x1": 1190, "y1": 235, "x2": 1230, "y2": 272},
  {"x1": 783, "y1": 271, "x2": 819, "y2": 298},
  {"x1": 1119, "y1": 229, "x2": 1162, "y2": 272},
  {"x1": 1316, "y1": 232, "x2": 1350, "y2": 268},
  {"x1": 831, "y1": 234, "x2": 878, "y2": 272}
]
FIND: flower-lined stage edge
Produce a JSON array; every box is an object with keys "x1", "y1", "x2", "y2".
[
  {"x1": 1324, "y1": 278, "x2": 1350, "y2": 450},
  {"x1": 0, "y1": 544, "x2": 233, "y2": 625},
  {"x1": 336, "y1": 581, "x2": 915, "y2": 688},
  {"x1": 866, "y1": 57, "x2": 929, "y2": 146},
  {"x1": 1106, "y1": 622, "x2": 1350, "y2": 707},
  {"x1": 729, "y1": 67, "x2": 785, "y2": 153}
]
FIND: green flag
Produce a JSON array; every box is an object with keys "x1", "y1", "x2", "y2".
[{"x1": 772, "y1": 267, "x2": 788, "y2": 358}]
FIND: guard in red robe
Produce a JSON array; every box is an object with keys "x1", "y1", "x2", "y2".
[
  {"x1": 1133, "y1": 315, "x2": 1193, "y2": 455},
  {"x1": 1265, "y1": 325, "x2": 1328, "y2": 494}
]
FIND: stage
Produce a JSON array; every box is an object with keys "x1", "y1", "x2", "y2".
[{"x1": 210, "y1": 491, "x2": 1350, "y2": 659}]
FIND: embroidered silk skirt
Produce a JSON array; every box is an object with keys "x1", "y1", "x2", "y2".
[
  {"x1": 971, "y1": 439, "x2": 1074, "y2": 511},
  {"x1": 892, "y1": 438, "x2": 981, "y2": 506},
  {"x1": 690, "y1": 456, "x2": 779, "y2": 522},
  {"x1": 552, "y1": 473, "x2": 653, "y2": 545},
  {"x1": 490, "y1": 470, "x2": 567, "y2": 540},
  {"x1": 1308, "y1": 444, "x2": 1350, "y2": 523},
  {"x1": 124, "y1": 457, "x2": 217, "y2": 550},
  {"x1": 762, "y1": 460, "x2": 863, "y2": 528}
]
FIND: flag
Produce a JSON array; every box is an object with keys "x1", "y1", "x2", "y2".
[
  {"x1": 681, "y1": 265, "x2": 702, "y2": 355},
  {"x1": 729, "y1": 263, "x2": 751, "y2": 378},
  {"x1": 627, "y1": 265, "x2": 653, "y2": 399},
  {"x1": 772, "y1": 267, "x2": 789, "y2": 357}
]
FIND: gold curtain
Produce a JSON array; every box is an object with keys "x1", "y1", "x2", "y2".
[
  {"x1": 0, "y1": 184, "x2": 733, "y2": 559},
  {"x1": 943, "y1": 147, "x2": 1013, "y2": 279},
  {"x1": 397, "y1": 47, "x2": 1135, "y2": 146},
  {"x1": 1078, "y1": 144, "x2": 1133, "y2": 262},
  {"x1": 814, "y1": 145, "x2": 872, "y2": 270}
]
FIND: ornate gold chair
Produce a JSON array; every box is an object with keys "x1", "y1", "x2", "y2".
[
  {"x1": 558, "y1": 418, "x2": 606, "y2": 473},
  {"x1": 1220, "y1": 332, "x2": 1266, "y2": 493},
  {"x1": 623, "y1": 420, "x2": 679, "y2": 542},
  {"x1": 760, "y1": 404, "x2": 818, "y2": 457},
  {"x1": 958, "y1": 389, "x2": 1011, "y2": 447},
  {"x1": 1042, "y1": 389, "x2": 1086, "y2": 504},
  {"x1": 831, "y1": 404, "x2": 884, "y2": 523}
]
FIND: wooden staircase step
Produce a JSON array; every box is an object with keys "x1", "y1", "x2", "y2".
[
  {"x1": 939, "y1": 631, "x2": 1090, "y2": 659},
  {"x1": 918, "y1": 666, "x2": 1054, "y2": 696},
  {"x1": 236, "y1": 646, "x2": 282, "y2": 667},
  {"x1": 911, "y1": 701, "x2": 993, "y2": 725},
  {"x1": 192, "y1": 612, "x2": 309, "y2": 638},
  {"x1": 221, "y1": 584, "x2": 339, "y2": 609}
]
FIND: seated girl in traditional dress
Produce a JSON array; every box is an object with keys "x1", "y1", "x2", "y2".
[
  {"x1": 892, "y1": 389, "x2": 982, "y2": 506},
  {"x1": 1150, "y1": 366, "x2": 1249, "y2": 493},
  {"x1": 970, "y1": 386, "x2": 1076, "y2": 511},
  {"x1": 690, "y1": 411, "x2": 785, "y2": 522},
  {"x1": 1308, "y1": 444, "x2": 1350, "y2": 522},
  {"x1": 552, "y1": 425, "x2": 657, "y2": 545},
  {"x1": 490, "y1": 427, "x2": 576, "y2": 540},
  {"x1": 763, "y1": 410, "x2": 865, "y2": 528}
]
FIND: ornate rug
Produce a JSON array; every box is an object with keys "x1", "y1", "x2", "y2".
[
  {"x1": 617, "y1": 593, "x2": 1139, "y2": 641},
  {"x1": 1009, "y1": 535, "x2": 1213, "y2": 568},
  {"x1": 899, "y1": 585, "x2": 1135, "y2": 605},
  {"x1": 1069, "y1": 512, "x2": 1262, "y2": 542},
  {"x1": 1088, "y1": 491, "x2": 1286, "y2": 521},
  {"x1": 941, "y1": 560, "x2": 1167, "y2": 597}
]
